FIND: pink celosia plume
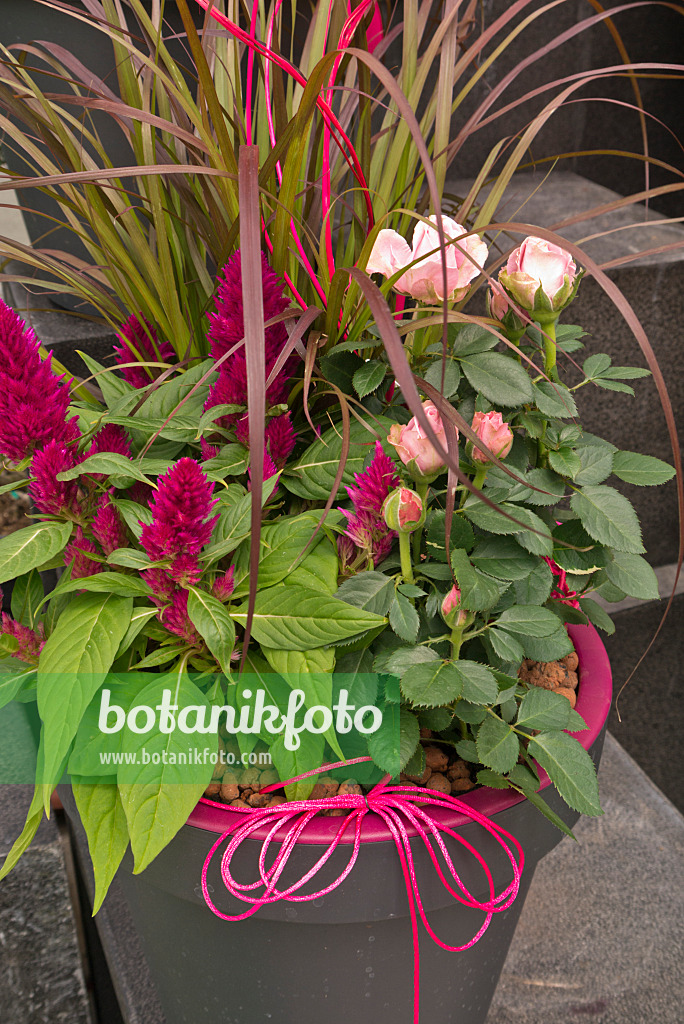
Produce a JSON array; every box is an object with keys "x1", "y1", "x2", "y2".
[
  {"x1": 140, "y1": 459, "x2": 219, "y2": 574},
  {"x1": 113, "y1": 314, "x2": 175, "y2": 390},
  {"x1": 339, "y1": 441, "x2": 400, "y2": 570},
  {"x1": 0, "y1": 613, "x2": 45, "y2": 665},
  {"x1": 30, "y1": 440, "x2": 81, "y2": 516},
  {"x1": 64, "y1": 528, "x2": 102, "y2": 580},
  {"x1": 91, "y1": 493, "x2": 128, "y2": 556}
]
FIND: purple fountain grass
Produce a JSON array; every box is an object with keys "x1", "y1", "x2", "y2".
[
  {"x1": 113, "y1": 314, "x2": 175, "y2": 390},
  {"x1": 0, "y1": 299, "x2": 79, "y2": 463}
]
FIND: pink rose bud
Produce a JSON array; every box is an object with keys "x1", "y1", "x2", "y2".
[
  {"x1": 441, "y1": 585, "x2": 468, "y2": 628},
  {"x1": 498, "y1": 236, "x2": 577, "y2": 315},
  {"x1": 382, "y1": 486, "x2": 425, "y2": 534},
  {"x1": 471, "y1": 411, "x2": 514, "y2": 464},
  {"x1": 387, "y1": 401, "x2": 451, "y2": 481},
  {"x1": 366, "y1": 216, "x2": 488, "y2": 303},
  {"x1": 488, "y1": 282, "x2": 509, "y2": 321}
]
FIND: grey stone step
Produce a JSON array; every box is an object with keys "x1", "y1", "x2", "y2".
[{"x1": 446, "y1": 170, "x2": 684, "y2": 568}]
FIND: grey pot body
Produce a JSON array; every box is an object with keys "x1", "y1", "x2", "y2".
[{"x1": 112, "y1": 727, "x2": 605, "y2": 1024}]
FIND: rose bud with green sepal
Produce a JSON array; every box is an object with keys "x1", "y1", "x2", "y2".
[{"x1": 382, "y1": 487, "x2": 426, "y2": 534}]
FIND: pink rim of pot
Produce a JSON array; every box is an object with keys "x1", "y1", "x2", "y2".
[{"x1": 189, "y1": 622, "x2": 612, "y2": 845}]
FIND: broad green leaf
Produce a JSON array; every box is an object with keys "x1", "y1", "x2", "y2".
[
  {"x1": 11, "y1": 570, "x2": 44, "y2": 628},
  {"x1": 574, "y1": 445, "x2": 614, "y2": 486},
  {"x1": 454, "y1": 661, "x2": 499, "y2": 704},
  {"x1": 549, "y1": 448, "x2": 581, "y2": 478},
  {"x1": 516, "y1": 687, "x2": 572, "y2": 731},
  {"x1": 73, "y1": 783, "x2": 129, "y2": 914},
  {"x1": 111, "y1": 498, "x2": 153, "y2": 539},
  {"x1": 58, "y1": 452, "x2": 153, "y2": 486},
  {"x1": 514, "y1": 561, "x2": 553, "y2": 605},
  {"x1": 519, "y1": 623, "x2": 573, "y2": 661},
  {"x1": 283, "y1": 416, "x2": 395, "y2": 501},
  {"x1": 51, "y1": 573, "x2": 153, "y2": 599},
  {"x1": 389, "y1": 592, "x2": 420, "y2": 642},
  {"x1": 495, "y1": 605, "x2": 561, "y2": 638},
  {"x1": 528, "y1": 732, "x2": 602, "y2": 815},
  {"x1": 202, "y1": 492, "x2": 254, "y2": 562},
  {"x1": 68, "y1": 674, "x2": 151, "y2": 777},
  {"x1": 115, "y1": 607, "x2": 159, "y2": 659},
  {"x1": 605, "y1": 552, "x2": 660, "y2": 601},
  {"x1": 611, "y1": 451, "x2": 676, "y2": 487},
  {"x1": 577, "y1": 597, "x2": 615, "y2": 635},
  {"x1": 231, "y1": 585, "x2": 386, "y2": 650},
  {"x1": 0, "y1": 668, "x2": 36, "y2": 712},
  {"x1": 0, "y1": 784, "x2": 44, "y2": 881},
  {"x1": 367, "y1": 705, "x2": 419, "y2": 776},
  {"x1": 400, "y1": 661, "x2": 463, "y2": 708},
  {"x1": 285, "y1": 538, "x2": 338, "y2": 594},
  {"x1": 107, "y1": 549, "x2": 155, "y2": 570},
  {"x1": 201, "y1": 444, "x2": 249, "y2": 480},
  {"x1": 230, "y1": 516, "x2": 321, "y2": 595},
  {"x1": 470, "y1": 536, "x2": 538, "y2": 581},
  {"x1": 459, "y1": 351, "x2": 534, "y2": 406},
  {"x1": 523, "y1": 468, "x2": 566, "y2": 506},
  {"x1": 423, "y1": 358, "x2": 461, "y2": 398},
  {"x1": 37, "y1": 594, "x2": 133, "y2": 799},
  {"x1": 336, "y1": 571, "x2": 396, "y2": 615},
  {"x1": 353, "y1": 360, "x2": 387, "y2": 397},
  {"x1": 553, "y1": 520, "x2": 608, "y2": 574},
  {"x1": 0, "y1": 521, "x2": 72, "y2": 585},
  {"x1": 419, "y1": 707, "x2": 454, "y2": 731},
  {"x1": 118, "y1": 671, "x2": 213, "y2": 871},
  {"x1": 187, "y1": 588, "x2": 236, "y2": 673},
  {"x1": 476, "y1": 716, "x2": 519, "y2": 774},
  {"x1": 425, "y1": 511, "x2": 475, "y2": 559},
  {"x1": 451, "y1": 548, "x2": 502, "y2": 610},
  {"x1": 582, "y1": 353, "x2": 611, "y2": 378},
  {"x1": 487, "y1": 628, "x2": 525, "y2": 664},
  {"x1": 270, "y1": 731, "x2": 326, "y2": 801},
  {"x1": 571, "y1": 485, "x2": 644, "y2": 553},
  {"x1": 533, "y1": 382, "x2": 578, "y2": 418}
]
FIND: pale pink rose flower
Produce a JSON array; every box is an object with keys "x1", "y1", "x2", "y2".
[
  {"x1": 471, "y1": 411, "x2": 514, "y2": 464},
  {"x1": 366, "y1": 216, "x2": 488, "y2": 302},
  {"x1": 503, "y1": 236, "x2": 576, "y2": 309},
  {"x1": 387, "y1": 400, "x2": 451, "y2": 477}
]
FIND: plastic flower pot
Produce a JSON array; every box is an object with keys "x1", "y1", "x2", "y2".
[{"x1": 86, "y1": 623, "x2": 612, "y2": 1024}]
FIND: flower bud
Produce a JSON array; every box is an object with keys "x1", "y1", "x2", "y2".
[
  {"x1": 498, "y1": 236, "x2": 580, "y2": 321},
  {"x1": 487, "y1": 282, "x2": 529, "y2": 334},
  {"x1": 441, "y1": 585, "x2": 469, "y2": 628},
  {"x1": 382, "y1": 487, "x2": 425, "y2": 534},
  {"x1": 387, "y1": 401, "x2": 451, "y2": 482},
  {"x1": 470, "y1": 411, "x2": 514, "y2": 464}
]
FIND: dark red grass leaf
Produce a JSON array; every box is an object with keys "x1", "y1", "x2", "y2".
[
  {"x1": 238, "y1": 145, "x2": 266, "y2": 669},
  {"x1": 265, "y1": 307, "x2": 320, "y2": 390}
]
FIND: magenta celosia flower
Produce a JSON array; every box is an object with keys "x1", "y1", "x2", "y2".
[
  {"x1": 143, "y1": 568, "x2": 177, "y2": 607},
  {"x1": 339, "y1": 441, "x2": 400, "y2": 569},
  {"x1": 0, "y1": 299, "x2": 80, "y2": 462},
  {"x1": 91, "y1": 493, "x2": 128, "y2": 556},
  {"x1": 0, "y1": 613, "x2": 45, "y2": 665},
  {"x1": 140, "y1": 459, "x2": 219, "y2": 572},
  {"x1": 265, "y1": 414, "x2": 297, "y2": 470},
  {"x1": 203, "y1": 251, "x2": 299, "y2": 429},
  {"x1": 64, "y1": 528, "x2": 102, "y2": 579},
  {"x1": 127, "y1": 481, "x2": 154, "y2": 509},
  {"x1": 201, "y1": 439, "x2": 220, "y2": 461},
  {"x1": 86, "y1": 424, "x2": 132, "y2": 461},
  {"x1": 30, "y1": 439, "x2": 81, "y2": 516},
  {"x1": 166, "y1": 553, "x2": 203, "y2": 588},
  {"x1": 113, "y1": 314, "x2": 175, "y2": 390},
  {"x1": 212, "y1": 567, "x2": 235, "y2": 602},
  {"x1": 161, "y1": 589, "x2": 201, "y2": 645}
]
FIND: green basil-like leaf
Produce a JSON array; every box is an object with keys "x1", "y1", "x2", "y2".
[
  {"x1": 73, "y1": 783, "x2": 129, "y2": 914},
  {"x1": 0, "y1": 521, "x2": 72, "y2": 585},
  {"x1": 187, "y1": 588, "x2": 236, "y2": 673}
]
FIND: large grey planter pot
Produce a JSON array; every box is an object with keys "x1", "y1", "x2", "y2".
[{"x1": 98, "y1": 624, "x2": 612, "y2": 1024}]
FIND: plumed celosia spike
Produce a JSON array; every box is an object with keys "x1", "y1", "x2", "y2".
[
  {"x1": 204, "y1": 251, "x2": 300, "y2": 428},
  {"x1": 87, "y1": 424, "x2": 132, "y2": 461},
  {"x1": 140, "y1": 458, "x2": 219, "y2": 569},
  {"x1": 201, "y1": 439, "x2": 220, "y2": 462},
  {"x1": 166, "y1": 553, "x2": 203, "y2": 588},
  {"x1": 1, "y1": 613, "x2": 45, "y2": 665},
  {"x1": 0, "y1": 299, "x2": 80, "y2": 462},
  {"x1": 113, "y1": 314, "x2": 175, "y2": 390},
  {"x1": 64, "y1": 528, "x2": 102, "y2": 580},
  {"x1": 212, "y1": 567, "x2": 235, "y2": 602},
  {"x1": 143, "y1": 568, "x2": 177, "y2": 607},
  {"x1": 161, "y1": 589, "x2": 201, "y2": 645},
  {"x1": 30, "y1": 439, "x2": 81, "y2": 516},
  {"x1": 265, "y1": 414, "x2": 297, "y2": 470},
  {"x1": 91, "y1": 493, "x2": 128, "y2": 556},
  {"x1": 127, "y1": 481, "x2": 154, "y2": 509},
  {"x1": 346, "y1": 441, "x2": 400, "y2": 515}
]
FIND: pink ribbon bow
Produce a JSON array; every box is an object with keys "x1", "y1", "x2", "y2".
[{"x1": 201, "y1": 756, "x2": 524, "y2": 1023}]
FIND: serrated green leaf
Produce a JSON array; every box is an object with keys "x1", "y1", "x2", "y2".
[
  {"x1": 419, "y1": 707, "x2": 454, "y2": 731},
  {"x1": 605, "y1": 551, "x2": 659, "y2": 601},
  {"x1": 533, "y1": 382, "x2": 578, "y2": 418},
  {"x1": 367, "y1": 705, "x2": 419, "y2": 776},
  {"x1": 487, "y1": 628, "x2": 525, "y2": 664},
  {"x1": 514, "y1": 561, "x2": 553, "y2": 605},
  {"x1": 454, "y1": 661, "x2": 499, "y2": 704},
  {"x1": 460, "y1": 351, "x2": 534, "y2": 406},
  {"x1": 336, "y1": 572, "x2": 396, "y2": 615},
  {"x1": 389, "y1": 591, "x2": 420, "y2": 642},
  {"x1": 385, "y1": 646, "x2": 440, "y2": 677},
  {"x1": 599, "y1": 365, "x2": 651, "y2": 380},
  {"x1": 548, "y1": 447, "x2": 581, "y2": 478},
  {"x1": 423, "y1": 358, "x2": 461, "y2": 399},
  {"x1": 577, "y1": 597, "x2": 615, "y2": 635},
  {"x1": 476, "y1": 715, "x2": 519, "y2": 773},
  {"x1": 520, "y1": 623, "x2": 573, "y2": 661},
  {"x1": 231, "y1": 585, "x2": 386, "y2": 650},
  {"x1": 353, "y1": 360, "x2": 387, "y2": 397},
  {"x1": 553, "y1": 520, "x2": 609, "y2": 574},
  {"x1": 0, "y1": 521, "x2": 72, "y2": 585},
  {"x1": 571, "y1": 486, "x2": 644, "y2": 553},
  {"x1": 73, "y1": 783, "x2": 129, "y2": 914},
  {"x1": 574, "y1": 445, "x2": 614, "y2": 486},
  {"x1": 523, "y1": 468, "x2": 566, "y2": 506},
  {"x1": 582, "y1": 353, "x2": 612, "y2": 378},
  {"x1": 611, "y1": 451, "x2": 676, "y2": 487},
  {"x1": 470, "y1": 536, "x2": 538, "y2": 581},
  {"x1": 495, "y1": 605, "x2": 561, "y2": 637},
  {"x1": 425, "y1": 511, "x2": 475, "y2": 559},
  {"x1": 400, "y1": 661, "x2": 463, "y2": 707},
  {"x1": 449, "y1": 323, "x2": 500, "y2": 355},
  {"x1": 450, "y1": 548, "x2": 502, "y2": 610},
  {"x1": 528, "y1": 731, "x2": 602, "y2": 815},
  {"x1": 516, "y1": 687, "x2": 572, "y2": 730},
  {"x1": 187, "y1": 588, "x2": 236, "y2": 673}
]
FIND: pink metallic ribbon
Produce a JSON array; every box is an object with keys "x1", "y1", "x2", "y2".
[{"x1": 201, "y1": 756, "x2": 524, "y2": 1023}]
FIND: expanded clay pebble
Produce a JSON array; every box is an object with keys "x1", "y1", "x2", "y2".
[
  {"x1": 425, "y1": 773, "x2": 450, "y2": 795},
  {"x1": 424, "y1": 746, "x2": 449, "y2": 773}
]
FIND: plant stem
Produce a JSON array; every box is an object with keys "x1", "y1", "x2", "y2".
[
  {"x1": 399, "y1": 531, "x2": 414, "y2": 584},
  {"x1": 450, "y1": 623, "x2": 465, "y2": 660},
  {"x1": 543, "y1": 318, "x2": 560, "y2": 382},
  {"x1": 472, "y1": 465, "x2": 488, "y2": 493}
]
